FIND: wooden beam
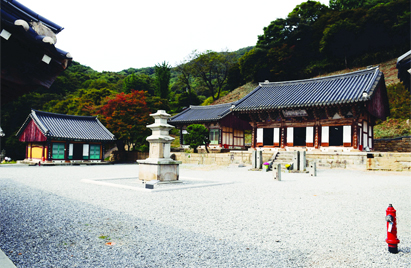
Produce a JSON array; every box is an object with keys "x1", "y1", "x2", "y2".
[
  {"x1": 258, "y1": 112, "x2": 265, "y2": 121},
  {"x1": 249, "y1": 113, "x2": 256, "y2": 123},
  {"x1": 325, "y1": 107, "x2": 332, "y2": 119}
]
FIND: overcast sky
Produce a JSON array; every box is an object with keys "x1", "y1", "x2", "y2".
[{"x1": 29, "y1": 0, "x2": 330, "y2": 72}]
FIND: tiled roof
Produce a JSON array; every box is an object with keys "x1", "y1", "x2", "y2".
[
  {"x1": 1, "y1": 0, "x2": 64, "y2": 33},
  {"x1": 17, "y1": 110, "x2": 115, "y2": 141},
  {"x1": 397, "y1": 50, "x2": 411, "y2": 66},
  {"x1": 232, "y1": 67, "x2": 383, "y2": 112},
  {"x1": 169, "y1": 103, "x2": 235, "y2": 124}
]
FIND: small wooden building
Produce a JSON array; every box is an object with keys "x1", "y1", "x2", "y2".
[
  {"x1": 16, "y1": 110, "x2": 115, "y2": 162},
  {"x1": 168, "y1": 103, "x2": 252, "y2": 149},
  {"x1": 231, "y1": 67, "x2": 390, "y2": 152}
]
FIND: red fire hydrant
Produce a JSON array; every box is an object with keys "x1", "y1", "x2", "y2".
[{"x1": 385, "y1": 204, "x2": 400, "y2": 254}]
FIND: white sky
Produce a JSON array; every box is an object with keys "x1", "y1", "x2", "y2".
[{"x1": 27, "y1": 0, "x2": 330, "y2": 72}]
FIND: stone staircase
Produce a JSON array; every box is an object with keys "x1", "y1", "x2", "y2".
[{"x1": 269, "y1": 151, "x2": 295, "y2": 170}]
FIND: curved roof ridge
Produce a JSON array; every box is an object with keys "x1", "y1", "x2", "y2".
[
  {"x1": 3, "y1": 0, "x2": 64, "y2": 33},
  {"x1": 32, "y1": 109, "x2": 97, "y2": 120},
  {"x1": 259, "y1": 67, "x2": 380, "y2": 86},
  {"x1": 189, "y1": 102, "x2": 235, "y2": 109}
]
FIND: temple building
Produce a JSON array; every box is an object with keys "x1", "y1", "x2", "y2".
[
  {"x1": 168, "y1": 103, "x2": 252, "y2": 150},
  {"x1": 16, "y1": 110, "x2": 115, "y2": 162},
  {"x1": 231, "y1": 67, "x2": 389, "y2": 152}
]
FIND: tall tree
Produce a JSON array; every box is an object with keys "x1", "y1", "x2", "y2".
[
  {"x1": 193, "y1": 50, "x2": 237, "y2": 100},
  {"x1": 154, "y1": 61, "x2": 171, "y2": 99}
]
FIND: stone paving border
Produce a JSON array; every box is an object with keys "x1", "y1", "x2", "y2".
[
  {"x1": 81, "y1": 176, "x2": 234, "y2": 192},
  {"x1": 0, "y1": 249, "x2": 16, "y2": 268}
]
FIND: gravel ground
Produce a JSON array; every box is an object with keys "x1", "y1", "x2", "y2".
[{"x1": 0, "y1": 164, "x2": 410, "y2": 267}]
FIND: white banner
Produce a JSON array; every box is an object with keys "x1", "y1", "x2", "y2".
[
  {"x1": 321, "y1": 126, "x2": 329, "y2": 143},
  {"x1": 256, "y1": 128, "x2": 263, "y2": 143},
  {"x1": 83, "y1": 144, "x2": 89, "y2": 156},
  {"x1": 287, "y1": 127, "x2": 294, "y2": 144},
  {"x1": 273, "y1": 128, "x2": 280, "y2": 144},
  {"x1": 306, "y1": 127, "x2": 314, "y2": 143},
  {"x1": 343, "y1": 126, "x2": 351, "y2": 143},
  {"x1": 69, "y1": 144, "x2": 73, "y2": 157}
]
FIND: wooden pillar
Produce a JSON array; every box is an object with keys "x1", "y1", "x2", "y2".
[
  {"x1": 65, "y1": 141, "x2": 69, "y2": 161},
  {"x1": 47, "y1": 139, "x2": 51, "y2": 161},
  {"x1": 180, "y1": 127, "x2": 183, "y2": 146},
  {"x1": 314, "y1": 126, "x2": 319, "y2": 149},
  {"x1": 251, "y1": 125, "x2": 256, "y2": 148},
  {"x1": 219, "y1": 128, "x2": 222, "y2": 147},
  {"x1": 231, "y1": 127, "x2": 234, "y2": 148},
  {"x1": 29, "y1": 143, "x2": 32, "y2": 160},
  {"x1": 353, "y1": 124, "x2": 358, "y2": 149},
  {"x1": 101, "y1": 143, "x2": 105, "y2": 161},
  {"x1": 42, "y1": 143, "x2": 45, "y2": 160}
]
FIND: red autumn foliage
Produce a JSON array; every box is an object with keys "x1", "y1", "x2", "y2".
[{"x1": 98, "y1": 90, "x2": 152, "y2": 150}]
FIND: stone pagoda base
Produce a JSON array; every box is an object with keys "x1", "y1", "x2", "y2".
[{"x1": 137, "y1": 159, "x2": 182, "y2": 182}]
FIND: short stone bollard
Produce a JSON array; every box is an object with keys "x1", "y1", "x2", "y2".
[
  {"x1": 299, "y1": 151, "x2": 306, "y2": 172},
  {"x1": 273, "y1": 164, "x2": 281, "y2": 181},
  {"x1": 309, "y1": 162, "x2": 317, "y2": 177}
]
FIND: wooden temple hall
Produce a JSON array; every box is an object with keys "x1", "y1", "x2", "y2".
[
  {"x1": 16, "y1": 110, "x2": 115, "y2": 162},
  {"x1": 168, "y1": 102, "x2": 252, "y2": 149},
  {"x1": 229, "y1": 67, "x2": 390, "y2": 151}
]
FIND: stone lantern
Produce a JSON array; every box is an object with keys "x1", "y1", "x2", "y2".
[{"x1": 137, "y1": 110, "x2": 181, "y2": 181}]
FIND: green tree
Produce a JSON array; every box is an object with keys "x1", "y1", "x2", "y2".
[
  {"x1": 123, "y1": 73, "x2": 155, "y2": 95},
  {"x1": 238, "y1": 48, "x2": 271, "y2": 82},
  {"x1": 46, "y1": 87, "x2": 116, "y2": 116},
  {"x1": 175, "y1": 57, "x2": 195, "y2": 94},
  {"x1": 185, "y1": 124, "x2": 210, "y2": 153},
  {"x1": 154, "y1": 61, "x2": 171, "y2": 99},
  {"x1": 320, "y1": 19, "x2": 359, "y2": 68},
  {"x1": 329, "y1": 0, "x2": 392, "y2": 10},
  {"x1": 176, "y1": 91, "x2": 201, "y2": 110},
  {"x1": 178, "y1": 50, "x2": 237, "y2": 101}
]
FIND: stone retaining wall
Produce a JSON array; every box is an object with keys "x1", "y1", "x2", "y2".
[
  {"x1": 172, "y1": 151, "x2": 411, "y2": 171},
  {"x1": 110, "y1": 151, "x2": 149, "y2": 162},
  {"x1": 374, "y1": 137, "x2": 411, "y2": 152}
]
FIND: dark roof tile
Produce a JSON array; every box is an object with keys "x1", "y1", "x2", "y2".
[{"x1": 169, "y1": 102, "x2": 235, "y2": 124}]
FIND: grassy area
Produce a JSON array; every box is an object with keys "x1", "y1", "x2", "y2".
[
  {"x1": 1, "y1": 160, "x2": 17, "y2": 164},
  {"x1": 374, "y1": 118, "x2": 411, "y2": 139}
]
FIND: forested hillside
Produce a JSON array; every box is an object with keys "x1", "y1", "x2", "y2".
[{"x1": 1, "y1": 0, "x2": 409, "y2": 159}]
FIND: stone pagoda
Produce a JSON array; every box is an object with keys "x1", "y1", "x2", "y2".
[{"x1": 137, "y1": 110, "x2": 181, "y2": 181}]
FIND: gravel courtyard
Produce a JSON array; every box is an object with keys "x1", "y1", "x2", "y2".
[{"x1": 1, "y1": 164, "x2": 410, "y2": 267}]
